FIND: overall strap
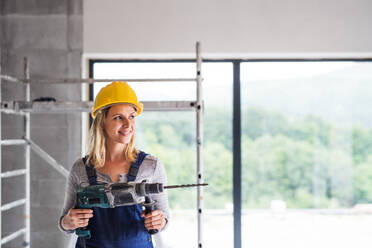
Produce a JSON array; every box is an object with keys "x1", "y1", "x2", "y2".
[
  {"x1": 83, "y1": 151, "x2": 148, "y2": 184},
  {"x1": 83, "y1": 156, "x2": 98, "y2": 185},
  {"x1": 127, "y1": 151, "x2": 148, "y2": 182}
]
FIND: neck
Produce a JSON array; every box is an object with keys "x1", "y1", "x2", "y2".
[{"x1": 105, "y1": 140, "x2": 128, "y2": 162}]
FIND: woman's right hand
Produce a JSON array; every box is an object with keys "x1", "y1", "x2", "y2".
[{"x1": 61, "y1": 208, "x2": 93, "y2": 231}]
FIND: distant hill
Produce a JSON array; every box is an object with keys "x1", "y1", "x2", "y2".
[{"x1": 204, "y1": 62, "x2": 372, "y2": 128}]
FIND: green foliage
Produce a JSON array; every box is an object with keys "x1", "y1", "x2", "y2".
[
  {"x1": 352, "y1": 125, "x2": 372, "y2": 164},
  {"x1": 204, "y1": 142, "x2": 233, "y2": 208},
  {"x1": 138, "y1": 107, "x2": 372, "y2": 209},
  {"x1": 352, "y1": 155, "x2": 372, "y2": 203}
]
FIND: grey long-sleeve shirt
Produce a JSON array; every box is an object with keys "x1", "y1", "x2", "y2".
[{"x1": 59, "y1": 154, "x2": 170, "y2": 233}]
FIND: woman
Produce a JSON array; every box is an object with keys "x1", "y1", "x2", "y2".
[{"x1": 59, "y1": 81, "x2": 169, "y2": 248}]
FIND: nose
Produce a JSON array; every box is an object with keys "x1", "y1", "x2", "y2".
[{"x1": 122, "y1": 117, "x2": 130, "y2": 127}]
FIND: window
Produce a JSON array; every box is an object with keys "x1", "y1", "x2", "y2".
[
  {"x1": 91, "y1": 59, "x2": 372, "y2": 248},
  {"x1": 241, "y1": 61, "x2": 372, "y2": 248}
]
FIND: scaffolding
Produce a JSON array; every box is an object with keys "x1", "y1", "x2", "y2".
[{"x1": 0, "y1": 42, "x2": 205, "y2": 248}]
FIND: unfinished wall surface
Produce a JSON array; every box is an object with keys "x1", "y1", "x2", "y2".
[
  {"x1": 1, "y1": 1, "x2": 82, "y2": 247},
  {"x1": 84, "y1": 0, "x2": 372, "y2": 56}
]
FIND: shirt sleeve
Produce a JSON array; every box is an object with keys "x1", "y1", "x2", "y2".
[
  {"x1": 58, "y1": 160, "x2": 80, "y2": 233},
  {"x1": 151, "y1": 158, "x2": 170, "y2": 231}
]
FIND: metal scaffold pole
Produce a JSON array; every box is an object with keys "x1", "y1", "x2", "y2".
[
  {"x1": 196, "y1": 41, "x2": 204, "y2": 248},
  {"x1": 0, "y1": 42, "x2": 204, "y2": 248},
  {"x1": 23, "y1": 58, "x2": 31, "y2": 247},
  {"x1": 0, "y1": 49, "x2": 2, "y2": 248},
  {"x1": 0, "y1": 61, "x2": 29, "y2": 247}
]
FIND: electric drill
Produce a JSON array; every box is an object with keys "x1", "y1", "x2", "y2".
[{"x1": 75, "y1": 181, "x2": 207, "y2": 239}]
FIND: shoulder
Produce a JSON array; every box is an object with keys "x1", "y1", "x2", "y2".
[
  {"x1": 141, "y1": 152, "x2": 159, "y2": 169},
  {"x1": 69, "y1": 157, "x2": 88, "y2": 178},
  {"x1": 72, "y1": 157, "x2": 86, "y2": 170},
  {"x1": 142, "y1": 152, "x2": 166, "y2": 174},
  {"x1": 138, "y1": 152, "x2": 167, "y2": 182},
  {"x1": 143, "y1": 153, "x2": 158, "y2": 164},
  {"x1": 138, "y1": 152, "x2": 162, "y2": 172}
]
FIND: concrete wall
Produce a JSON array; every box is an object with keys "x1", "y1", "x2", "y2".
[
  {"x1": 1, "y1": 1, "x2": 82, "y2": 247},
  {"x1": 84, "y1": 0, "x2": 372, "y2": 56}
]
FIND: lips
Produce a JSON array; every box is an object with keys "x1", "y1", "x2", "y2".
[{"x1": 119, "y1": 130, "x2": 132, "y2": 136}]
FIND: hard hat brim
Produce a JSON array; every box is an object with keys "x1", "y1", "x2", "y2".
[{"x1": 91, "y1": 101, "x2": 143, "y2": 119}]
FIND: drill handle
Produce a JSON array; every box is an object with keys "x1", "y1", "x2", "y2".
[
  {"x1": 144, "y1": 196, "x2": 158, "y2": 235},
  {"x1": 74, "y1": 199, "x2": 92, "y2": 239}
]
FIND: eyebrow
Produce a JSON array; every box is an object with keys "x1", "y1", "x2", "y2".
[{"x1": 111, "y1": 111, "x2": 136, "y2": 116}]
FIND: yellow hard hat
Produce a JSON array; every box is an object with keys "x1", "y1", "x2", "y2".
[{"x1": 91, "y1": 81, "x2": 143, "y2": 118}]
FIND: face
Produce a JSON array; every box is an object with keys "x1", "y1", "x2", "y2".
[{"x1": 103, "y1": 104, "x2": 137, "y2": 145}]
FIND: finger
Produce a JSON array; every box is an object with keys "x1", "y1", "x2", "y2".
[
  {"x1": 81, "y1": 219, "x2": 90, "y2": 227},
  {"x1": 70, "y1": 216, "x2": 89, "y2": 228},
  {"x1": 76, "y1": 222, "x2": 89, "y2": 228},
  {"x1": 76, "y1": 219, "x2": 89, "y2": 224},
  {"x1": 73, "y1": 218, "x2": 92, "y2": 227},
  {"x1": 145, "y1": 223, "x2": 157, "y2": 230},
  {"x1": 77, "y1": 213, "x2": 94, "y2": 219},
  {"x1": 145, "y1": 221, "x2": 162, "y2": 231},
  {"x1": 144, "y1": 213, "x2": 162, "y2": 220},
  {"x1": 72, "y1": 209, "x2": 93, "y2": 214},
  {"x1": 148, "y1": 210, "x2": 161, "y2": 216},
  {"x1": 73, "y1": 217, "x2": 88, "y2": 224},
  {"x1": 144, "y1": 210, "x2": 163, "y2": 219},
  {"x1": 145, "y1": 219, "x2": 163, "y2": 227},
  {"x1": 144, "y1": 213, "x2": 163, "y2": 222},
  {"x1": 144, "y1": 215, "x2": 162, "y2": 225},
  {"x1": 71, "y1": 212, "x2": 94, "y2": 219},
  {"x1": 144, "y1": 210, "x2": 159, "y2": 217},
  {"x1": 145, "y1": 216, "x2": 165, "y2": 227},
  {"x1": 75, "y1": 219, "x2": 89, "y2": 227}
]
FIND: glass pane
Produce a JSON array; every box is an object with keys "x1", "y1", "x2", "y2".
[
  {"x1": 93, "y1": 62, "x2": 196, "y2": 101},
  {"x1": 136, "y1": 111, "x2": 197, "y2": 247},
  {"x1": 241, "y1": 61, "x2": 372, "y2": 248},
  {"x1": 203, "y1": 62, "x2": 233, "y2": 247}
]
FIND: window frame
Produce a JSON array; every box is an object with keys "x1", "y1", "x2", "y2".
[{"x1": 89, "y1": 57, "x2": 372, "y2": 248}]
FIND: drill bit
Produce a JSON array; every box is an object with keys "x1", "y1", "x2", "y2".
[{"x1": 164, "y1": 183, "x2": 208, "y2": 189}]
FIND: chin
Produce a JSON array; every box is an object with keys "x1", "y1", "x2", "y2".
[
  {"x1": 115, "y1": 140, "x2": 130, "y2": 145},
  {"x1": 117, "y1": 136, "x2": 132, "y2": 145}
]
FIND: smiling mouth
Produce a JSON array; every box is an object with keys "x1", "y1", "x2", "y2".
[{"x1": 119, "y1": 131, "x2": 132, "y2": 136}]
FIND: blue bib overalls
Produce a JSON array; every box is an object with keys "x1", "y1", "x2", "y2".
[{"x1": 76, "y1": 151, "x2": 154, "y2": 248}]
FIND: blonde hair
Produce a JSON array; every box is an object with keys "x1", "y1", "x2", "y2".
[{"x1": 86, "y1": 106, "x2": 138, "y2": 168}]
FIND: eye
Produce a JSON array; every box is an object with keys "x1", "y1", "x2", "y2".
[
  {"x1": 129, "y1": 114, "x2": 136, "y2": 120},
  {"x1": 113, "y1": 115, "x2": 122, "y2": 120}
]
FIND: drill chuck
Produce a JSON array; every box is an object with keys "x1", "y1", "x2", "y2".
[
  {"x1": 145, "y1": 183, "x2": 164, "y2": 194},
  {"x1": 135, "y1": 182, "x2": 164, "y2": 196}
]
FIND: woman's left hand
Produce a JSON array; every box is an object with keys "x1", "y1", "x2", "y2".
[{"x1": 141, "y1": 209, "x2": 167, "y2": 231}]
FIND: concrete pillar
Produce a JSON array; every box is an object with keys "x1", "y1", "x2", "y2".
[{"x1": 1, "y1": 1, "x2": 83, "y2": 247}]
